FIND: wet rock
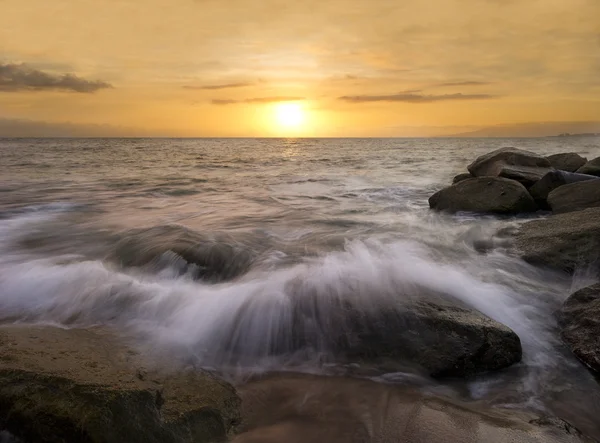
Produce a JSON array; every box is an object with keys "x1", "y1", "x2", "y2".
[
  {"x1": 0, "y1": 326, "x2": 241, "y2": 443},
  {"x1": 233, "y1": 373, "x2": 595, "y2": 443},
  {"x1": 546, "y1": 153, "x2": 588, "y2": 172},
  {"x1": 513, "y1": 207, "x2": 600, "y2": 273},
  {"x1": 528, "y1": 171, "x2": 598, "y2": 209},
  {"x1": 342, "y1": 299, "x2": 522, "y2": 378},
  {"x1": 467, "y1": 147, "x2": 553, "y2": 186},
  {"x1": 429, "y1": 177, "x2": 537, "y2": 214},
  {"x1": 560, "y1": 284, "x2": 600, "y2": 374},
  {"x1": 576, "y1": 157, "x2": 600, "y2": 177},
  {"x1": 113, "y1": 225, "x2": 256, "y2": 282},
  {"x1": 547, "y1": 179, "x2": 600, "y2": 214},
  {"x1": 452, "y1": 173, "x2": 473, "y2": 184}
]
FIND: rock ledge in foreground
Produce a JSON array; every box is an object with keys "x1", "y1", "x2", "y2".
[{"x1": 0, "y1": 326, "x2": 241, "y2": 443}]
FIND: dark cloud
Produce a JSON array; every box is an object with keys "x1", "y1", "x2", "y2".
[
  {"x1": 211, "y1": 96, "x2": 305, "y2": 105},
  {"x1": 339, "y1": 92, "x2": 496, "y2": 103},
  {"x1": 184, "y1": 82, "x2": 252, "y2": 90},
  {"x1": 0, "y1": 63, "x2": 112, "y2": 93},
  {"x1": 437, "y1": 81, "x2": 492, "y2": 87}
]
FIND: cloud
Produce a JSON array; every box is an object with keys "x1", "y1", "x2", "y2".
[
  {"x1": 437, "y1": 81, "x2": 492, "y2": 87},
  {"x1": 211, "y1": 96, "x2": 305, "y2": 105},
  {"x1": 0, "y1": 63, "x2": 112, "y2": 93},
  {"x1": 183, "y1": 82, "x2": 253, "y2": 90},
  {"x1": 338, "y1": 92, "x2": 496, "y2": 103}
]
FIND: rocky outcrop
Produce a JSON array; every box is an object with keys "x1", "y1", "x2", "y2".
[
  {"x1": 546, "y1": 153, "x2": 588, "y2": 172},
  {"x1": 528, "y1": 171, "x2": 598, "y2": 209},
  {"x1": 513, "y1": 207, "x2": 600, "y2": 273},
  {"x1": 467, "y1": 147, "x2": 553, "y2": 186},
  {"x1": 560, "y1": 284, "x2": 600, "y2": 374},
  {"x1": 429, "y1": 177, "x2": 537, "y2": 214},
  {"x1": 547, "y1": 179, "x2": 600, "y2": 213},
  {"x1": 577, "y1": 157, "x2": 600, "y2": 177},
  {"x1": 0, "y1": 326, "x2": 241, "y2": 443},
  {"x1": 234, "y1": 373, "x2": 595, "y2": 443},
  {"x1": 452, "y1": 172, "x2": 473, "y2": 184}
]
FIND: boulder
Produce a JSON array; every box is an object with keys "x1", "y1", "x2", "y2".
[
  {"x1": 0, "y1": 326, "x2": 241, "y2": 443},
  {"x1": 560, "y1": 284, "x2": 600, "y2": 373},
  {"x1": 547, "y1": 179, "x2": 600, "y2": 213},
  {"x1": 429, "y1": 177, "x2": 537, "y2": 214},
  {"x1": 339, "y1": 299, "x2": 522, "y2": 378},
  {"x1": 528, "y1": 171, "x2": 599, "y2": 209},
  {"x1": 234, "y1": 374, "x2": 595, "y2": 443},
  {"x1": 513, "y1": 207, "x2": 600, "y2": 273},
  {"x1": 452, "y1": 172, "x2": 473, "y2": 184},
  {"x1": 576, "y1": 157, "x2": 600, "y2": 177},
  {"x1": 546, "y1": 153, "x2": 588, "y2": 172},
  {"x1": 467, "y1": 147, "x2": 553, "y2": 186}
]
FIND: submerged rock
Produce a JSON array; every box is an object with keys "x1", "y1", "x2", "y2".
[
  {"x1": 546, "y1": 153, "x2": 588, "y2": 172},
  {"x1": 547, "y1": 179, "x2": 600, "y2": 214},
  {"x1": 513, "y1": 207, "x2": 600, "y2": 273},
  {"x1": 576, "y1": 157, "x2": 600, "y2": 177},
  {"x1": 452, "y1": 172, "x2": 473, "y2": 184},
  {"x1": 528, "y1": 171, "x2": 598, "y2": 209},
  {"x1": 233, "y1": 373, "x2": 595, "y2": 443},
  {"x1": 560, "y1": 284, "x2": 600, "y2": 374},
  {"x1": 429, "y1": 177, "x2": 537, "y2": 214},
  {"x1": 467, "y1": 147, "x2": 553, "y2": 186},
  {"x1": 0, "y1": 326, "x2": 241, "y2": 443}
]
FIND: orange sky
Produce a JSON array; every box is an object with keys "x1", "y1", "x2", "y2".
[{"x1": 1, "y1": 0, "x2": 599, "y2": 137}]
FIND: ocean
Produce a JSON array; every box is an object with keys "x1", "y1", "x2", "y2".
[{"x1": 1, "y1": 137, "x2": 600, "y2": 437}]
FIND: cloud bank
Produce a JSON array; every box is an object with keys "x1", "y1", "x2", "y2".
[
  {"x1": 211, "y1": 96, "x2": 305, "y2": 105},
  {"x1": 0, "y1": 63, "x2": 112, "y2": 93},
  {"x1": 339, "y1": 92, "x2": 496, "y2": 103}
]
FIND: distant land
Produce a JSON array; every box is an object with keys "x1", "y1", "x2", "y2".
[{"x1": 449, "y1": 121, "x2": 600, "y2": 138}]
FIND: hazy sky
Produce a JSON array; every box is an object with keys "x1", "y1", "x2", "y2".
[{"x1": 1, "y1": 0, "x2": 599, "y2": 136}]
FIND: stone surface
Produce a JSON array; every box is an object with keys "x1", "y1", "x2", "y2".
[
  {"x1": 547, "y1": 179, "x2": 600, "y2": 214},
  {"x1": 233, "y1": 373, "x2": 595, "y2": 443},
  {"x1": 429, "y1": 177, "x2": 537, "y2": 214},
  {"x1": 528, "y1": 171, "x2": 599, "y2": 209},
  {"x1": 452, "y1": 173, "x2": 473, "y2": 184},
  {"x1": 0, "y1": 326, "x2": 241, "y2": 443},
  {"x1": 546, "y1": 153, "x2": 588, "y2": 172},
  {"x1": 560, "y1": 284, "x2": 600, "y2": 374},
  {"x1": 576, "y1": 157, "x2": 600, "y2": 177},
  {"x1": 467, "y1": 148, "x2": 553, "y2": 186},
  {"x1": 513, "y1": 207, "x2": 600, "y2": 273}
]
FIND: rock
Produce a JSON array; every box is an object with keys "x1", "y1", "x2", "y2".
[
  {"x1": 340, "y1": 299, "x2": 523, "y2": 378},
  {"x1": 513, "y1": 207, "x2": 600, "y2": 273},
  {"x1": 429, "y1": 177, "x2": 537, "y2": 214},
  {"x1": 547, "y1": 179, "x2": 600, "y2": 213},
  {"x1": 577, "y1": 157, "x2": 600, "y2": 177},
  {"x1": 233, "y1": 373, "x2": 595, "y2": 443},
  {"x1": 467, "y1": 147, "x2": 553, "y2": 186},
  {"x1": 528, "y1": 171, "x2": 599, "y2": 209},
  {"x1": 546, "y1": 153, "x2": 588, "y2": 172},
  {"x1": 452, "y1": 173, "x2": 473, "y2": 184},
  {"x1": 113, "y1": 225, "x2": 256, "y2": 282},
  {"x1": 560, "y1": 284, "x2": 600, "y2": 374},
  {"x1": 0, "y1": 326, "x2": 241, "y2": 443}
]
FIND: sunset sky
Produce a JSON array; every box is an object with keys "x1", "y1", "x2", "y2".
[{"x1": 1, "y1": 0, "x2": 599, "y2": 137}]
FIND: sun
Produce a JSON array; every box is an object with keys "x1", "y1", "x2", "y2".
[{"x1": 274, "y1": 102, "x2": 304, "y2": 128}]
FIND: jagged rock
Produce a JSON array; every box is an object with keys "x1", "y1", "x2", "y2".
[
  {"x1": 233, "y1": 374, "x2": 595, "y2": 443},
  {"x1": 0, "y1": 326, "x2": 241, "y2": 443},
  {"x1": 467, "y1": 147, "x2": 553, "y2": 186},
  {"x1": 576, "y1": 157, "x2": 600, "y2": 177},
  {"x1": 560, "y1": 284, "x2": 600, "y2": 373},
  {"x1": 547, "y1": 179, "x2": 600, "y2": 213},
  {"x1": 513, "y1": 207, "x2": 600, "y2": 273},
  {"x1": 528, "y1": 171, "x2": 598, "y2": 209},
  {"x1": 429, "y1": 177, "x2": 537, "y2": 214},
  {"x1": 452, "y1": 173, "x2": 473, "y2": 184},
  {"x1": 546, "y1": 153, "x2": 588, "y2": 172}
]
